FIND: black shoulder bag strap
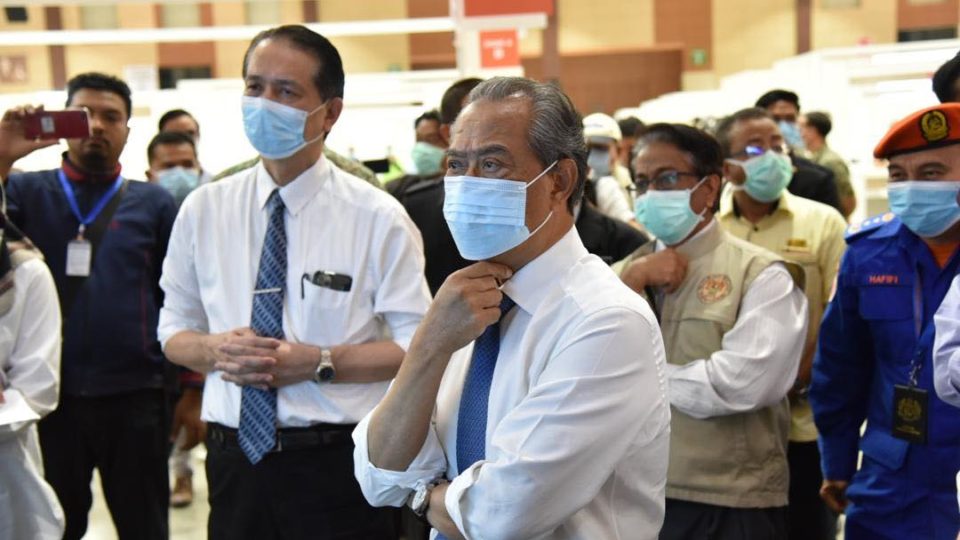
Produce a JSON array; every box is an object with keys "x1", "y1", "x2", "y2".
[{"x1": 60, "y1": 181, "x2": 128, "y2": 318}]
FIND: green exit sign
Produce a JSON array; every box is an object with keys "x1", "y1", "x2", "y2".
[{"x1": 691, "y1": 48, "x2": 708, "y2": 67}]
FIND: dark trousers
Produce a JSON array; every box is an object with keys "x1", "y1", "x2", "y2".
[
  {"x1": 787, "y1": 440, "x2": 838, "y2": 540},
  {"x1": 206, "y1": 424, "x2": 397, "y2": 540},
  {"x1": 38, "y1": 389, "x2": 170, "y2": 540},
  {"x1": 659, "y1": 499, "x2": 788, "y2": 540}
]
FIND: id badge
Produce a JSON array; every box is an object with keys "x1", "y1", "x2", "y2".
[
  {"x1": 892, "y1": 384, "x2": 928, "y2": 444},
  {"x1": 66, "y1": 239, "x2": 92, "y2": 277}
]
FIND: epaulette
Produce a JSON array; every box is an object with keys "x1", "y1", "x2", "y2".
[{"x1": 844, "y1": 212, "x2": 897, "y2": 241}]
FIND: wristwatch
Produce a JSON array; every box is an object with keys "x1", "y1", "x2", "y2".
[
  {"x1": 409, "y1": 479, "x2": 441, "y2": 517},
  {"x1": 314, "y1": 348, "x2": 335, "y2": 383}
]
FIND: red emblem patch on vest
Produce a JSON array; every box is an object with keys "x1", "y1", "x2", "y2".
[
  {"x1": 697, "y1": 274, "x2": 732, "y2": 304},
  {"x1": 868, "y1": 274, "x2": 900, "y2": 285}
]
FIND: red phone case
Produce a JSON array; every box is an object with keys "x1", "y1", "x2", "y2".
[{"x1": 23, "y1": 110, "x2": 90, "y2": 140}]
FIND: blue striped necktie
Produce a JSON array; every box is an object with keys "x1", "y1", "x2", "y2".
[
  {"x1": 435, "y1": 295, "x2": 514, "y2": 539},
  {"x1": 238, "y1": 189, "x2": 286, "y2": 464}
]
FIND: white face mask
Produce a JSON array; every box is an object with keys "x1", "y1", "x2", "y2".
[{"x1": 442, "y1": 161, "x2": 557, "y2": 261}]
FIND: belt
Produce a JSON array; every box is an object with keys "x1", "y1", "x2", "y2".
[{"x1": 208, "y1": 422, "x2": 355, "y2": 453}]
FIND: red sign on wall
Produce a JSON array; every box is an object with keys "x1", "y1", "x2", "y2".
[
  {"x1": 479, "y1": 30, "x2": 520, "y2": 68},
  {"x1": 464, "y1": 0, "x2": 554, "y2": 17}
]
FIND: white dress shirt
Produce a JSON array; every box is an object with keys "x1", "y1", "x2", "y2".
[
  {"x1": 0, "y1": 256, "x2": 64, "y2": 539},
  {"x1": 934, "y1": 273, "x2": 960, "y2": 408},
  {"x1": 158, "y1": 156, "x2": 432, "y2": 427},
  {"x1": 655, "y1": 221, "x2": 808, "y2": 419},
  {"x1": 353, "y1": 227, "x2": 670, "y2": 540}
]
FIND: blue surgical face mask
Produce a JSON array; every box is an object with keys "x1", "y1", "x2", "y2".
[
  {"x1": 411, "y1": 142, "x2": 445, "y2": 177},
  {"x1": 727, "y1": 150, "x2": 793, "y2": 203},
  {"x1": 242, "y1": 96, "x2": 324, "y2": 160},
  {"x1": 634, "y1": 177, "x2": 708, "y2": 246},
  {"x1": 778, "y1": 120, "x2": 805, "y2": 151},
  {"x1": 443, "y1": 161, "x2": 557, "y2": 261},
  {"x1": 587, "y1": 148, "x2": 611, "y2": 177},
  {"x1": 888, "y1": 180, "x2": 960, "y2": 238},
  {"x1": 156, "y1": 166, "x2": 201, "y2": 206}
]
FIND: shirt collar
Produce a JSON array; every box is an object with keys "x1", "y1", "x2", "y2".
[
  {"x1": 255, "y1": 154, "x2": 329, "y2": 216},
  {"x1": 719, "y1": 186, "x2": 793, "y2": 219},
  {"x1": 500, "y1": 226, "x2": 588, "y2": 316}
]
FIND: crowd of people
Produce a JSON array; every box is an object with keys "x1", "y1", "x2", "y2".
[{"x1": 3, "y1": 22, "x2": 960, "y2": 540}]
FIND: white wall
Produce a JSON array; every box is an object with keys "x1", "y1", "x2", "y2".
[{"x1": 635, "y1": 39, "x2": 960, "y2": 223}]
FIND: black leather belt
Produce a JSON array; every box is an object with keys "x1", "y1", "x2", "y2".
[{"x1": 208, "y1": 422, "x2": 355, "y2": 453}]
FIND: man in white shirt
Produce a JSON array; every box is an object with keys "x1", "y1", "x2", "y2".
[
  {"x1": 158, "y1": 25, "x2": 431, "y2": 539},
  {"x1": 353, "y1": 76, "x2": 670, "y2": 540},
  {"x1": 616, "y1": 123, "x2": 808, "y2": 539}
]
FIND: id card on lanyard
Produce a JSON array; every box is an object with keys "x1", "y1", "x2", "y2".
[
  {"x1": 892, "y1": 277, "x2": 930, "y2": 444},
  {"x1": 57, "y1": 170, "x2": 123, "y2": 277}
]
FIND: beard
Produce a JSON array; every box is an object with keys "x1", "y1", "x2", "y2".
[{"x1": 75, "y1": 139, "x2": 114, "y2": 172}]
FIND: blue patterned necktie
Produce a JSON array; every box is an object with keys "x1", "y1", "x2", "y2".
[
  {"x1": 456, "y1": 295, "x2": 516, "y2": 474},
  {"x1": 435, "y1": 296, "x2": 514, "y2": 540},
  {"x1": 238, "y1": 189, "x2": 286, "y2": 464}
]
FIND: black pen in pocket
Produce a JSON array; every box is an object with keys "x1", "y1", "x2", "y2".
[{"x1": 301, "y1": 271, "x2": 353, "y2": 298}]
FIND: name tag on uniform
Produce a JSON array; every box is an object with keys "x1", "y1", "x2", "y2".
[
  {"x1": 66, "y1": 239, "x2": 92, "y2": 277},
  {"x1": 892, "y1": 384, "x2": 928, "y2": 444}
]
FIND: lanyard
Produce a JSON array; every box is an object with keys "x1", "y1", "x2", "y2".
[{"x1": 57, "y1": 169, "x2": 123, "y2": 239}]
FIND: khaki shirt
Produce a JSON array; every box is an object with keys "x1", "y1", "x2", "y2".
[
  {"x1": 719, "y1": 189, "x2": 847, "y2": 442},
  {"x1": 212, "y1": 147, "x2": 382, "y2": 189},
  {"x1": 808, "y1": 145, "x2": 853, "y2": 200}
]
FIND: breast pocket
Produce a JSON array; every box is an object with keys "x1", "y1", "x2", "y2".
[
  {"x1": 857, "y1": 283, "x2": 915, "y2": 362},
  {"x1": 299, "y1": 281, "x2": 353, "y2": 343}
]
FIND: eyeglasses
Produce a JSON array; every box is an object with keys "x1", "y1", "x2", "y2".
[
  {"x1": 731, "y1": 144, "x2": 788, "y2": 160},
  {"x1": 628, "y1": 171, "x2": 701, "y2": 198}
]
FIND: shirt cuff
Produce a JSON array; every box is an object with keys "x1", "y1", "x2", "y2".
[
  {"x1": 444, "y1": 462, "x2": 482, "y2": 539},
  {"x1": 351, "y1": 410, "x2": 449, "y2": 508}
]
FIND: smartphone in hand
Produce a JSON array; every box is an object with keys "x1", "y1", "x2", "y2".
[{"x1": 22, "y1": 110, "x2": 90, "y2": 140}]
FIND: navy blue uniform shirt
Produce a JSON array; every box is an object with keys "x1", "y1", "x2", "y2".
[
  {"x1": 7, "y1": 169, "x2": 177, "y2": 396},
  {"x1": 810, "y1": 213, "x2": 960, "y2": 539}
]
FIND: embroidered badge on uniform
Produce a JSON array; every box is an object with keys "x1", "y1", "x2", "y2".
[
  {"x1": 920, "y1": 110, "x2": 949, "y2": 143},
  {"x1": 697, "y1": 274, "x2": 732, "y2": 304}
]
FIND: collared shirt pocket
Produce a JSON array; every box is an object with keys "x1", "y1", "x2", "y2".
[
  {"x1": 299, "y1": 272, "x2": 354, "y2": 343},
  {"x1": 857, "y1": 275, "x2": 915, "y2": 362}
]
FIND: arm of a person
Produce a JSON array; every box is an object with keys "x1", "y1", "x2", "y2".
[
  {"x1": 668, "y1": 264, "x2": 808, "y2": 419},
  {"x1": 352, "y1": 377, "x2": 450, "y2": 508},
  {"x1": 359, "y1": 204, "x2": 432, "y2": 378},
  {"x1": 809, "y1": 250, "x2": 874, "y2": 481},
  {"x1": 441, "y1": 307, "x2": 670, "y2": 540},
  {"x1": 0, "y1": 259, "x2": 61, "y2": 439},
  {"x1": 934, "y1": 274, "x2": 960, "y2": 408},
  {"x1": 796, "y1": 212, "x2": 849, "y2": 389},
  {"x1": 158, "y1": 195, "x2": 214, "y2": 373}
]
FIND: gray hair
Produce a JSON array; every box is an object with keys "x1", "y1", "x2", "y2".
[{"x1": 464, "y1": 77, "x2": 587, "y2": 213}]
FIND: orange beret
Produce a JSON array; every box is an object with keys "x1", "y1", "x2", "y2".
[{"x1": 874, "y1": 103, "x2": 960, "y2": 159}]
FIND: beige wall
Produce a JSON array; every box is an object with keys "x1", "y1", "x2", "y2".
[
  {"x1": 320, "y1": 0, "x2": 411, "y2": 72},
  {"x1": 712, "y1": 0, "x2": 796, "y2": 77},
  {"x1": 66, "y1": 44, "x2": 157, "y2": 80},
  {"x1": 116, "y1": 3, "x2": 156, "y2": 29},
  {"x1": 0, "y1": 46, "x2": 52, "y2": 93},
  {"x1": 522, "y1": 0, "x2": 655, "y2": 56},
  {"x1": 0, "y1": 6, "x2": 50, "y2": 92},
  {"x1": 812, "y1": 0, "x2": 896, "y2": 49}
]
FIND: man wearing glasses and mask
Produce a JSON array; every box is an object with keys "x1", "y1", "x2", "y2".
[
  {"x1": 615, "y1": 123, "x2": 808, "y2": 540},
  {"x1": 716, "y1": 107, "x2": 848, "y2": 540}
]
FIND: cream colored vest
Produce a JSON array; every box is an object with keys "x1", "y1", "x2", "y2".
[{"x1": 618, "y1": 222, "x2": 802, "y2": 508}]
